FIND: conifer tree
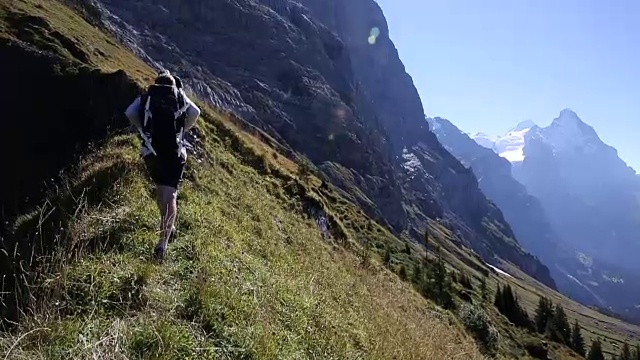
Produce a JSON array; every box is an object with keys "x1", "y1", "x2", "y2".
[
  {"x1": 425, "y1": 252, "x2": 455, "y2": 310},
  {"x1": 620, "y1": 342, "x2": 632, "y2": 360},
  {"x1": 399, "y1": 265, "x2": 408, "y2": 281},
  {"x1": 411, "y1": 261, "x2": 422, "y2": 285},
  {"x1": 494, "y1": 285, "x2": 503, "y2": 311},
  {"x1": 587, "y1": 338, "x2": 605, "y2": 360},
  {"x1": 534, "y1": 296, "x2": 554, "y2": 334},
  {"x1": 494, "y1": 284, "x2": 532, "y2": 330},
  {"x1": 404, "y1": 242, "x2": 411, "y2": 255},
  {"x1": 424, "y1": 228, "x2": 430, "y2": 251},
  {"x1": 383, "y1": 244, "x2": 392, "y2": 267},
  {"x1": 480, "y1": 276, "x2": 489, "y2": 301},
  {"x1": 548, "y1": 304, "x2": 571, "y2": 345},
  {"x1": 458, "y1": 273, "x2": 473, "y2": 290},
  {"x1": 571, "y1": 319, "x2": 586, "y2": 356},
  {"x1": 634, "y1": 344, "x2": 640, "y2": 360},
  {"x1": 480, "y1": 276, "x2": 489, "y2": 303}
]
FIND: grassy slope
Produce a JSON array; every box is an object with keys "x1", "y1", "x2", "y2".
[
  {"x1": 0, "y1": 1, "x2": 484, "y2": 359},
  {"x1": 432, "y1": 217, "x2": 640, "y2": 359},
  {"x1": 498, "y1": 261, "x2": 640, "y2": 358},
  {"x1": 2, "y1": 1, "x2": 640, "y2": 359}
]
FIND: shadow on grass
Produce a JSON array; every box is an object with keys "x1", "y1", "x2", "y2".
[{"x1": 0, "y1": 157, "x2": 143, "y2": 328}]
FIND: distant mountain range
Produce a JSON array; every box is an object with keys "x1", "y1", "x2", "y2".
[{"x1": 430, "y1": 110, "x2": 640, "y2": 317}]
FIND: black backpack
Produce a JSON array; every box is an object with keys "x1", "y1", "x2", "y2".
[{"x1": 140, "y1": 84, "x2": 189, "y2": 157}]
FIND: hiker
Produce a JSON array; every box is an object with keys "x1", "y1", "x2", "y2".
[{"x1": 124, "y1": 70, "x2": 201, "y2": 259}]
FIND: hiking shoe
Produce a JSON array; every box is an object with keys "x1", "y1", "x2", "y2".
[{"x1": 154, "y1": 245, "x2": 166, "y2": 261}]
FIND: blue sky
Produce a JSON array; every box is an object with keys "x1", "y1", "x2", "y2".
[{"x1": 375, "y1": 0, "x2": 640, "y2": 172}]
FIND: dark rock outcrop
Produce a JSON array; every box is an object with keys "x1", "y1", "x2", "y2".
[
  {"x1": 85, "y1": 0, "x2": 556, "y2": 288},
  {"x1": 0, "y1": 33, "x2": 139, "y2": 231}
]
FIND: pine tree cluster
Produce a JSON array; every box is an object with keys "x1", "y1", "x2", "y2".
[
  {"x1": 400, "y1": 227, "x2": 640, "y2": 358},
  {"x1": 534, "y1": 296, "x2": 586, "y2": 355},
  {"x1": 408, "y1": 229, "x2": 456, "y2": 310},
  {"x1": 458, "y1": 273, "x2": 474, "y2": 291},
  {"x1": 494, "y1": 284, "x2": 533, "y2": 331},
  {"x1": 604, "y1": 341, "x2": 640, "y2": 360}
]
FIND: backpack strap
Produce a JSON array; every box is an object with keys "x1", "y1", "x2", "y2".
[
  {"x1": 143, "y1": 93, "x2": 153, "y2": 127},
  {"x1": 175, "y1": 91, "x2": 189, "y2": 150},
  {"x1": 174, "y1": 92, "x2": 190, "y2": 120}
]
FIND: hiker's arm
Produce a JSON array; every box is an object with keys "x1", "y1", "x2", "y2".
[
  {"x1": 124, "y1": 97, "x2": 143, "y2": 130},
  {"x1": 183, "y1": 96, "x2": 201, "y2": 132}
]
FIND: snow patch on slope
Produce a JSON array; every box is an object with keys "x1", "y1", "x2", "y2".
[
  {"x1": 470, "y1": 120, "x2": 536, "y2": 163},
  {"x1": 486, "y1": 264, "x2": 514, "y2": 278},
  {"x1": 402, "y1": 147, "x2": 421, "y2": 178},
  {"x1": 470, "y1": 132, "x2": 497, "y2": 149},
  {"x1": 554, "y1": 264, "x2": 607, "y2": 306},
  {"x1": 493, "y1": 127, "x2": 534, "y2": 163}
]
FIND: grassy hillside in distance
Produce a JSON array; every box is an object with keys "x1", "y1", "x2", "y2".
[
  {"x1": 1, "y1": 0, "x2": 640, "y2": 359},
  {"x1": 496, "y1": 261, "x2": 640, "y2": 358}
]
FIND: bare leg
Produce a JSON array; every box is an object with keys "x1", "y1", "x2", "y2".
[
  {"x1": 156, "y1": 185, "x2": 176, "y2": 240},
  {"x1": 155, "y1": 185, "x2": 178, "y2": 257}
]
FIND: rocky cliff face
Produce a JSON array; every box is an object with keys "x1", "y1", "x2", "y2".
[
  {"x1": 428, "y1": 117, "x2": 632, "y2": 310},
  {"x1": 84, "y1": 0, "x2": 555, "y2": 288},
  {"x1": 429, "y1": 117, "x2": 564, "y2": 261},
  {"x1": 513, "y1": 110, "x2": 640, "y2": 268},
  {"x1": 462, "y1": 110, "x2": 640, "y2": 315}
]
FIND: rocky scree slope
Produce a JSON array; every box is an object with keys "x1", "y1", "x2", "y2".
[{"x1": 87, "y1": 0, "x2": 556, "y2": 288}]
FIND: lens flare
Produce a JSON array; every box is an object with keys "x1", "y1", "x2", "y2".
[{"x1": 368, "y1": 27, "x2": 380, "y2": 45}]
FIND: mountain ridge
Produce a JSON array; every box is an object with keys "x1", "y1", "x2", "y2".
[
  {"x1": 472, "y1": 108, "x2": 637, "y2": 174},
  {"x1": 461, "y1": 109, "x2": 640, "y2": 316}
]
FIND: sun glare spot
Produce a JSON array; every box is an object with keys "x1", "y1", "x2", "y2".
[{"x1": 368, "y1": 27, "x2": 380, "y2": 45}]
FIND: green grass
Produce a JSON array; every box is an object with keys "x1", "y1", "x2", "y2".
[
  {"x1": 0, "y1": 118, "x2": 486, "y2": 359},
  {"x1": 3, "y1": 1, "x2": 640, "y2": 359},
  {"x1": 0, "y1": 1, "x2": 488, "y2": 351}
]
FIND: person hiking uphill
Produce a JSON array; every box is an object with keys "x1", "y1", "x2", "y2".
[{"x1": 124, "y1": 70, "x2": 201, "y2": 260}]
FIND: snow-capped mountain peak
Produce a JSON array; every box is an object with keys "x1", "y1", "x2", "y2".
[
  {"x1": 544, "y1": 109, "x2": 602, "y2": 154},
  {"x1": 469, "y1": 109, "x2": 606, "y2": 163},
  {"x1": 470, "y1": 121, "x2": 536, "y2": 163},
  {"x1": 493, "y1": 126, "x2": 533, "y2": 163},
  {"x1": 510, "y1": 119, "x2": 537, "y2": 132},
  {"x1": 470, "y1": 132, "x2": 498, "y2": 149}
]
